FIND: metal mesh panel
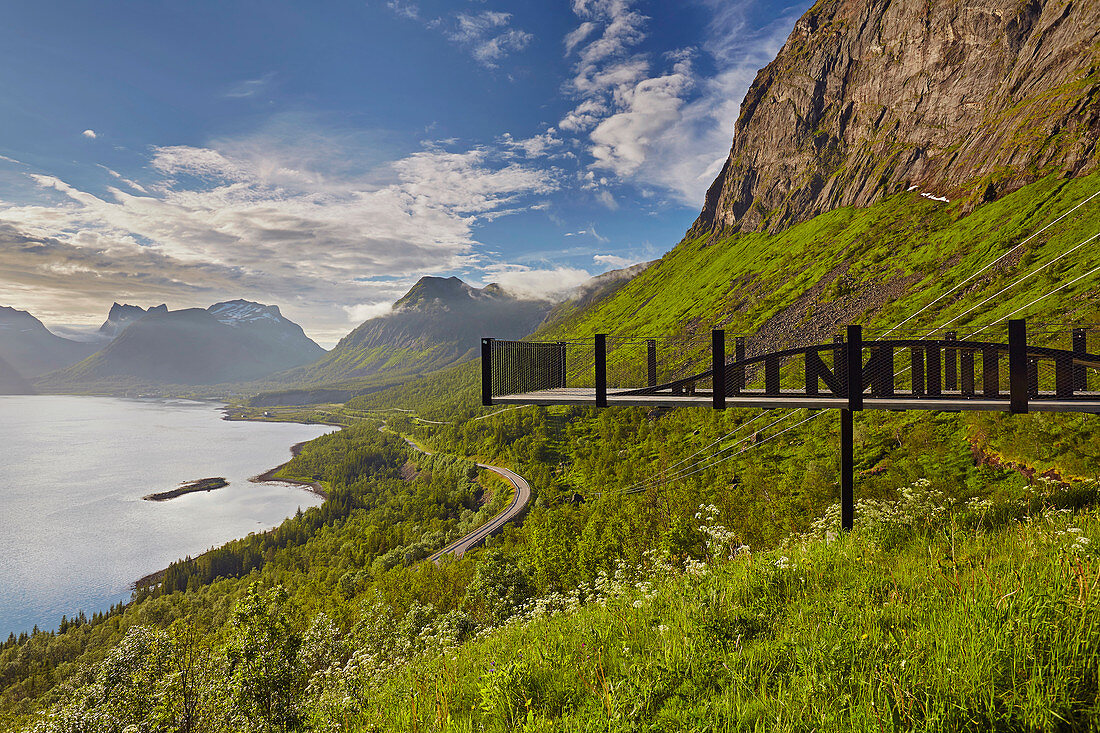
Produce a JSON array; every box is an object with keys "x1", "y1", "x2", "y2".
[{"x1": 489, "y1": 340, "x2": 567, "y2": 397}]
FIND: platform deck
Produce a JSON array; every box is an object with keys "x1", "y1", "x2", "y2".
[{"x1": 493, "y1": 388, "x2": 1100, "y2": 413}]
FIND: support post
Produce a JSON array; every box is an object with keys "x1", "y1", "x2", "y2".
[
  {"x1": 1009, "y1": 319, "x2": 1028, "y2": 414},
  {"x1": 595, "y1": 334, "x2": 607, "y2": 408},
  {"x1": 1073, "y1": 328, "x2": 1088, "y2": 391},
  {"x1": 841, "y1": 408, "x2": 854, "y2": 531},
  {"x1": 481, "y1": 338, "x2": 494, "y2": 406},
  {"x1": 846, "y1": 325, "x2": 863, "y2": 411},
  {"x1": 712, "y1": 329, "x2": 726, "y2": 410},
  {"x1": 646, "y1": 339, "x2": 657, "y2": 387}
]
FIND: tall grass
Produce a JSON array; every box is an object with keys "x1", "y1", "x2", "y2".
[{"x1": 338, "y1": 482, "x2": 1100, "y2": 732}]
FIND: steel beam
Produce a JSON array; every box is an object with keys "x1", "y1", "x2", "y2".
[
  {"x1": 712, "y1": 329, "x2": 726, "y2": 410},
  {"x1": 847, "y1": 325, "x2": 863, "y2": 411},
  {"x1": 1008, "y1": 319, "x2": 1028, "y2": 414},
  {"x1": 841, "y1": 408, "x2": 854, "y2": 531},
  {"x1": 595, "y1": 334, "x2": 607, "y2": 408}
]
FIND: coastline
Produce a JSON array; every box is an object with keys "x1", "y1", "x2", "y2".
[
  {"x1": 132, "y1": 415, "x2": 341, "y2": 591},
  {"x1": 248, "y1": 439, "x2": 328, "y2": 499}
]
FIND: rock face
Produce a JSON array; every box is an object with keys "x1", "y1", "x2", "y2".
[
  {"x1": 0, "y1": 307, "x2": 97, "y2": 378},
  {"x1": 98, "y1": 303, "x2": 167, "y2": 340},
  {"x1": 692, "y1": 0, "x2": 1100, "y2": 237}
]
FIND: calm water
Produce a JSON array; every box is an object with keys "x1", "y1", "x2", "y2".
[{"x1": 0, "y1": 396, "x2": 332, "y2": 637}]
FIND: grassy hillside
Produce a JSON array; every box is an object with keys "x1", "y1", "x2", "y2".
[{"x1": 543, "y1": 173, "x2": 1100, "y2": 342}]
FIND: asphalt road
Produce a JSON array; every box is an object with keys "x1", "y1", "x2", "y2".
[{"x1": 387, "y1": 429, "x2": 532, "y2": 562}]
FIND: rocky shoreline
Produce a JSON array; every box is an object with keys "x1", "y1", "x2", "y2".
[{"x1": 142, "y1": 477, "x2": 228, "y2": 501}]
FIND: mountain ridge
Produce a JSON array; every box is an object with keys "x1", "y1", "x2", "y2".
[{"x1": 39, "y1": 300, "x2": 325, "y2": 388}]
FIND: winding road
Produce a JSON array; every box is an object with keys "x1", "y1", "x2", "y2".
[{"x1": 385, "y1": 428, "x2": 532, "y2": 562}]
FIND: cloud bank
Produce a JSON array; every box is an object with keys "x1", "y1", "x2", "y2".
[{"x1": 0, "y1": 132, "x2": 558, "y2": 344}]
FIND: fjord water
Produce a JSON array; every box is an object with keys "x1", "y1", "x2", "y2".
[{"x1": 0, "y1": 396, "x2": 331, "y2": 637}]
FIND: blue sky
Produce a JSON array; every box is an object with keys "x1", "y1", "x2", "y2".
[{"x1": 0, "y1": 0, "x2": 810, "y2": 345}]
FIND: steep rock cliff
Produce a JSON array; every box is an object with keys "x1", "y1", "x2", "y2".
[{"x1": 692, "y1": 0, "x2": 1100, "y2": 236}]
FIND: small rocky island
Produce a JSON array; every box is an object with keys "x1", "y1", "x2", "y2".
[{"x1": 143, "y1": 477, "x2": 228, "y2": 502}]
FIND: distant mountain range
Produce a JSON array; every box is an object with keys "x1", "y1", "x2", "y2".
[
  {"x1": 3, "y1": 266, "x2": 653, "y2": 398},
  {"x1": 273, "y1": 276, "x2": 553, "y2": 389},
  {"x1": 3, "y1": 300, "x2": 324, "y2": 392},
  {"x1": 0, "y1": 307, "x2": 98, "y2": 378}
]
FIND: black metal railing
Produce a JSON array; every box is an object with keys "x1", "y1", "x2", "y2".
[{"x1": 482, "y1": 320, "x2": 1100, "y2": 411}]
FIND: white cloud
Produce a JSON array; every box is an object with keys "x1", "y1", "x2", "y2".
[
  {"x1": 564, "y1": 226, "x2": 609, "y2": 242},
  {"x1": 343, "y1": 301, "x2": 394, "y2": 322},
  {"x1": 593, "y1": 253, "x2": 632, "y2": 267},
  {"x1": 558, "y1": 0, "x2": 810, "y2": 203},
  {"x1": 223, "y1": 73, "x2": 275, "y2": 99},
  {"x1": 82, "y1": 130, "x2": 97, "y2": 139},
  {"x1": 96, "y1": 164, "x2": 149, "y2": 194},
  {"x1": 390, "y1": 5, "x2": 533, "y2": 69},
  {"x1": 386, "y1": 0, "x2": 420, "y2": 20},
  {"x1": 482, "y1": 263, "x2": 593, "y2": 300},
  {"x1": 446, "y1": 11, "x2": 533, "y2": 68},
  {"x1": 0, "y1": 130, "x2": 559, "y2": 343},
  {"x1": 498, "y1": 130, "x2": 564, "y2": 159},
  {"x1": 564, "y1": 21, "x2": 597, "y2": 55},
  {"x1": 588, "y1": 57, "x2": 694, "y2": 178}
]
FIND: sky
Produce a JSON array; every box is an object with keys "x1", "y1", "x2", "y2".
[{"x1": 0, "y1": 0, "x2": 811, "y2": 346}]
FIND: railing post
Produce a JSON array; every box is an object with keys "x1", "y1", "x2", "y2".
[
  {"x1": 911, "y1": 347, "x2": 925, "y2": 396},
  {"x1": 1073, "y1": 328, "x2": 1088, "y2": 391},
  {"x1": 765, "y1": 355, "x2": 780, "y2": 395},
  {"x1": 833, "y1": 335, "x2": 845, "y2": 396},
  {"x1": 732, "y1": 337, "x2": 746, "y2": 393},
  {"x1": 712, "y1": 329, "x2": 726, "y2": 410},
  {"x1": 926, "y1": 341, "x2": 941, "y2": 396},
  {"x1": 846, "y1": 325, "x2": 863, "y2": 411},
  {"x1": 482, "y1": 338, "x2": 494, "y2": 406},
  {"x1": 944, "y1": 332, "x2": 958, "y2": 392},
  {"x1": 960, "y1": 349, "x2": 975, "y2": 397},
  {"x1": 1009, "y1": 319, "x2": 1028, "y2": 414},
  {"x1": 646, "y1": 339, "x2": 657, "y2": 387},
  {"x1": 556, "y1": 342, "x2": 567, "y2": 389},
  {"x1": 982, "y1": 347, "x2": 999, "y2": 397},
  {"x1": 595, "y1": 334, "x2": 607, "y2": 408}
]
